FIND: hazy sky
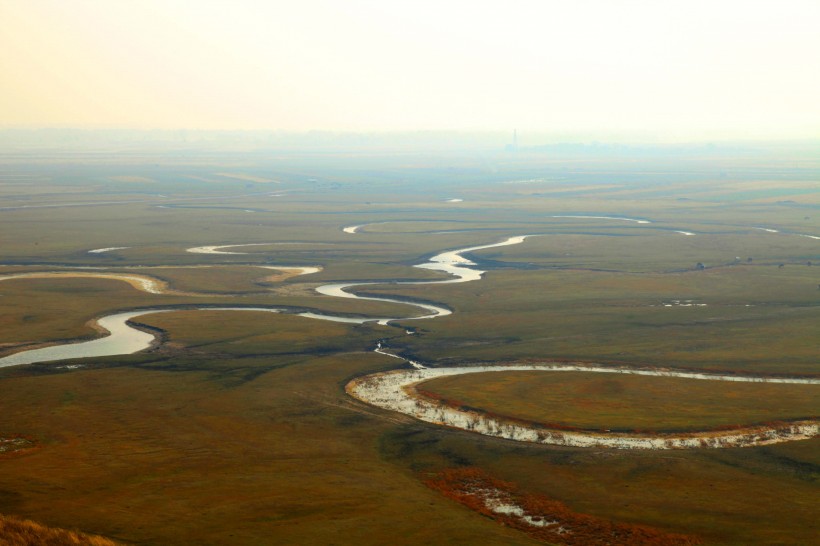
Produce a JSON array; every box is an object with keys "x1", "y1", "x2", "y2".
[{"x1": 2, "y1": 0, "x2": 819, "y2": 140}]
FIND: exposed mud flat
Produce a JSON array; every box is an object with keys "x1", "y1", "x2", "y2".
[{"x1": 88, "y1": 247, "x2": 130, "y2": 254}]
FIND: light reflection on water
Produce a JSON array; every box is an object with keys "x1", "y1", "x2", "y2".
[{"x1": 0, "y1": 310, "x2": 169, "y2": 368}]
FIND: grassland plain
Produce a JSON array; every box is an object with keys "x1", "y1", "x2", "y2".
[{"x1": 1, "y1": 148, "x2": 818, "y2": 544}]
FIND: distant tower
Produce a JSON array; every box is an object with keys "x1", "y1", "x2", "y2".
[{"x1": 506, "y1": 129, "x2": 518, "y2": 152}]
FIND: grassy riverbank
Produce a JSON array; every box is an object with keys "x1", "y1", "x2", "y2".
[{"x1": 418, "y1": 370, "x2": 820, "y2": 432}]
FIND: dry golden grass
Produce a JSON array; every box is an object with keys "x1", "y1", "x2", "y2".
[{"x1": 0, "y1": 514, "x2": 118, "y2": 546}]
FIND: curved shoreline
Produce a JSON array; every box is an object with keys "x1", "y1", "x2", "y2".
[
  {"x1": 0, "y1": 306, "x2": 310, "y2": 368},
  {"x1": 186, "y1": 242, "x2": 331, "y2": 255},
  {"x1": 0, "y1": 271, "x2": 170, "y2": 294},
  {"x1": 0, "y1": 265, "x2": 321, "y2": 297},
  {"x1": 0, "y1": 309, "x2": 172, "y2": 368},
  {"x1": 346, "y1": 364, "x2": 820, "y2": 449}
]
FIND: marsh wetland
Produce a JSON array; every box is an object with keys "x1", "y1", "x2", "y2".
[{"x1": 0, "y1": 145, "x2": 818, "y2": 545}]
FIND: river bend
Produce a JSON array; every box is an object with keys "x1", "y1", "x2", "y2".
[{"x1": 347, "y1": 364, "x2": 820, "y2": 449}]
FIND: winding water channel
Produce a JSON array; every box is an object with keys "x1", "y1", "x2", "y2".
[
  {"x1": 0, "y1": 309, "x2": 172, "y2": 368},
  {"x1": 0, "y1": 236, "x2": 527, "y2": 367},
  {"x1": 1, "y1": 234, "x2": 818, "y2": 449}
]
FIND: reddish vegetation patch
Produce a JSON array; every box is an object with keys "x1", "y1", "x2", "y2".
[
  {"x1": 425, "y1": 467, "x2": 701, "y2": 546},
  {"x1": 0, "y1": 514, "x2": 118, "y2": 545},
  {"x1": 0, "y1": 435, "x2": 37, "y2": 457}
]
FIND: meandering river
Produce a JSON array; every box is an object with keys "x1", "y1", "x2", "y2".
[
  {"x1": 0, "y1": 236, "x2": 528, "y2": 366},
  {"x1": 2, "y1": 234, "x2": 817, "y2": 449}
]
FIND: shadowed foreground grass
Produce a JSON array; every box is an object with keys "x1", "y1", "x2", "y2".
[{"x1": 0, "y1": 514, "x2": 118, "y2": 546}]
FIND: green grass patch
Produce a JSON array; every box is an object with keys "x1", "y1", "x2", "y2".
[{"x1": 418, "y1": 371, "x2": 819, "y2": 431}]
